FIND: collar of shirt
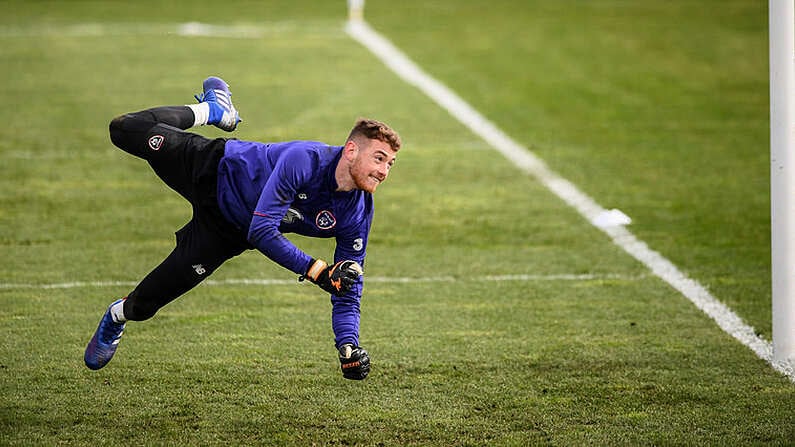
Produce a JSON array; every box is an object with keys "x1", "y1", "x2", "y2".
[{"x1": 325, "y1": 145, "x2": 343, "y2": 192}]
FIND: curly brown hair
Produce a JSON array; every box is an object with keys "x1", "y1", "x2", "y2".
[{"x1": 346, "y1": 118, "x2": 401, "y2": 151}]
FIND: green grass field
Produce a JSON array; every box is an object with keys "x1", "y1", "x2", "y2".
[{"x1": 1, "y1": 0, "x2": 793, "y2": 445}]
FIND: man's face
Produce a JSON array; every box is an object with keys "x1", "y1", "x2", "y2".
[{"x1": 349, "y1": 139, "x2": 397, "y2": 193}]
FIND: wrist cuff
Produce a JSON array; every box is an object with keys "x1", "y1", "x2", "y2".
[{"x1": 306, "y1": 259, "x2": 328, "y2": 281}]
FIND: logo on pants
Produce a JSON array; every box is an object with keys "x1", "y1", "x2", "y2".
[{"x1": 148, "y1": 135, "x2": 164, "y2": 151}]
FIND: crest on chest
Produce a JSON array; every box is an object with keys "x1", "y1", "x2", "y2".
[{"x1": 315, "y1": 210, "x2": 336, "y2": 230}]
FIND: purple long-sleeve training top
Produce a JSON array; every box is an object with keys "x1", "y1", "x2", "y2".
[{"x1": 216, "y1": 139, "x2": 374, "y2": 347}]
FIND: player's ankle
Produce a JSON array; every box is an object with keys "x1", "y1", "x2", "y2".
[
  {"x1": 187, "y1": 102, "x2": 212, "y2": 127},
  {"x1": 109, "y1": 298, "x2": 128, "y2": 324}
]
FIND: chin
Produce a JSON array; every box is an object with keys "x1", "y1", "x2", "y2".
[{"x1": 353, "y1": 177, "x2": 379, "y2": 193}]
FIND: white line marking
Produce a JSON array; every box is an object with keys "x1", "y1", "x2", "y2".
[
  {"x1": 345, "y1": 20, "x2": 794, "y2": 380},
  {"x1": 0, "y1": 22, "x2": 342, "y2": 39},
  {"x1": 0, "y1": 273, "x2": 641, "y2": 290}
]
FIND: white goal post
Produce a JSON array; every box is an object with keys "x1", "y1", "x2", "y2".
[{"x1": 770, "y1": 0, "x2": 795, "y2": 363}]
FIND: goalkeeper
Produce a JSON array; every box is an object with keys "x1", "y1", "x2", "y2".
[{"x1": 84, "y1": 77, "x2": 401, "y2": 380}]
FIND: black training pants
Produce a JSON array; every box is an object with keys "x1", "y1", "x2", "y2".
[{"x1": 108, "y1": 107, "x2": 250, "y2": 321}]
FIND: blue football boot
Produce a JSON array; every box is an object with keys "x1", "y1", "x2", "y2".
[
  {"x1": 84, "y1": 299, "x2": 126, "y2": 370},
  {"x1": 194, "y1": 76, "x2": 241, "y2": 131}
]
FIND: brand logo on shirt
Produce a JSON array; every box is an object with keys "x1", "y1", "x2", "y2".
[
  {"x1": 192, "y1": 264, "x2": 206, "y2": 275},
  {"x1": 353, "y1": 238, "x2": 363, "y2": 251},
  {"x1": 148, "y1": 135, "x2": 164, "y2": 151},
  {"x1": 315, "y1": 210, "x2": 336, "y2": 230},
  {"x1": 297, "y1": 193, "x2": 308, "y2": 200}
]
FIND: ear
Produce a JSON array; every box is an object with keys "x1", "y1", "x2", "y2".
[{"x1": 343, "y1": 140, "x2": 359, "y2": 161}]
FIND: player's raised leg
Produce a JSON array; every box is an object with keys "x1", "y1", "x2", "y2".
[{"x1": 108, "y1": 75, "x2": 241, "y2": 160}]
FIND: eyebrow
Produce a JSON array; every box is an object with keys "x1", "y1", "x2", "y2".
[{"x1": 375, "y1": 150, "x2": 396, "y2": 161}]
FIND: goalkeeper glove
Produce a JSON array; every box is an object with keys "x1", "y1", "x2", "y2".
[
  {"x1": 301, "y1": 259, "x2": 363, "y2": 296},
  {"x1": 338, "y1": 344, "x2": 370, "y2": 380}
]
